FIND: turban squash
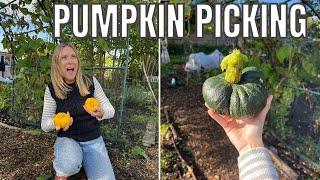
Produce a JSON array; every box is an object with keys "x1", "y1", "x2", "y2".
[{"x1": 203, "y1": 50, "x2": 267, "y2": 118}]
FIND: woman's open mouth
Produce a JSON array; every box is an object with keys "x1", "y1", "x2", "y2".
[
  {"x1": 66, "y1": 67, "x2": 75, "y2": 72},
  {"x1": 66, "y1": 67, "x2": 76, "y2": 76}
]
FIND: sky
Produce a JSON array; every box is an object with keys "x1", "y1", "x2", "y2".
[{"x1": 0, "y1": 0, "x2": 306, "y2": 52}]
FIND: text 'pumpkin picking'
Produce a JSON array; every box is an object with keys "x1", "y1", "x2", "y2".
[{"x1": 203, "y1": 49, "x2": 268, "y2": 118}]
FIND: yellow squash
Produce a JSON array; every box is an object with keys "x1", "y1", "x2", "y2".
[
  {"x1": 84, "y1": 98, "x2": 100, "y2": 112},
  {"x1": 53, "y1": 112, "x2": 71, "y2": 128}
]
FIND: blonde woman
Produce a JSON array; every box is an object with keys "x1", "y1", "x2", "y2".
[{"x1": 41, "y1": 43, "x2": 116, "y2": 180}]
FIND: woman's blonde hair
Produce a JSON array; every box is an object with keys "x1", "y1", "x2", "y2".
[{"x1": 51, "y1": 43, "x2": 92, "y2": 99}]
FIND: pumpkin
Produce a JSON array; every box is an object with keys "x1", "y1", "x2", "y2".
[
  {"x1": 203, "y1": 50, "x2": 267, "y2": 118},
  {"x1": 53, "y1": 112, "x2": 71, "y2": 128},
  {"x1": 84, "y1": 98, "x2": 100, "y2": 112}
]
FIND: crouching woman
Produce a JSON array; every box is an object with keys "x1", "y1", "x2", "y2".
[{"x1": 41, "y1": 43, "x2": 116, "y2": 180}]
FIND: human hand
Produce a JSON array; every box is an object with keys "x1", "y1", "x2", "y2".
[
  {"x1": 206, "y1": 95, "x2": 273, "y2": 155},
  {"x1": 54, "y1": 112, "x2": 73, "y2": 131},
  {"x1": 83, "y1": 105, "x2": 104, "y2": 119}
]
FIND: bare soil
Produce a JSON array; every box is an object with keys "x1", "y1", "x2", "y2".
[
  {"x1": 161, "y1": 72, "x2": 239, "y2": 179},
  {"x1": 0, "y1": 107, "x2": 158, "y2": 180}
]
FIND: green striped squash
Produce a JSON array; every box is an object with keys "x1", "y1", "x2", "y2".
[{"x1": 203, "y1": 67, "x2": 267, "y2": 118}]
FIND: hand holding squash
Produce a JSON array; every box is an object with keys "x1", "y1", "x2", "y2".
[
  {"x1": 84, "y1": 98, "x2": 100, "y2": 112},
  {"x1": 83, "y1": 98, "x2": 104, "y2": 119},
  {"x1": 53, "y1": 112, "x2": 73, "y2": 131},
  {"x1": 206, "y1": 95, "x2": 273, "y2": 155}
]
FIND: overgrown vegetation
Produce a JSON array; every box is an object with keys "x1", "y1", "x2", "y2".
[
  {"x1": 161, "y1": 150, "x2": 174, "y2": 173},
  {"x1": 125, "y1": 81, "x2": 154, "y2": 107},
  {"x1": 1, "y1": 1, "x2": 158, "y2": 178},
  {"x1": 0, "y1": 0, "x2": 158, "y2": 127},
  {"x1": 0, "y1": 83, "x2": 11, "y2": 111}
]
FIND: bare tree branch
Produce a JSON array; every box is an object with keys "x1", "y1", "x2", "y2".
[
  {"x1": 0, "y1": 0, "x2": 17, "y2": 11},
  {"x1": 283, "y1": 0, "x2": 293, "y2": 3},
  {"x1": 36, "y1": 0, "x2": 54, "y2": 29},
  {"x1": 13, "y1": 25, "x2": 50, "y2": 36},
  {"x1": 301, "y1": 0, "x2": 320, "y2": 19}
]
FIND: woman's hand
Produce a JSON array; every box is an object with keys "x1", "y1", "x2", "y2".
[
  {"x1": 205, "y1": 95, "x2": 273, "y2": 155},
  {"x1": 54, "y1": 112, "x2": 73, "y2": 131},
  {"x1": 83, "y1": 105, "x2": 104, "y2": 119}
]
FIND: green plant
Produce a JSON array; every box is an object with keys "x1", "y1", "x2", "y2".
[
  {"x1": 181, "y1": 145, "x2": 191, "y2": 154},
  {"x1": 0, "y1": 84, "x2": 11, "y2": 110},
  {"x1": 131, "y1": 145, "x2": 150, "y2": 160},
  {"x1": 36, "y1": 174, "x2": 52, "y2": 180},
  {"x1": 125, "y1": 82, "x2": 153, "y2": 107},
  {"x1": 241, "y1": 36, "x2": 320, "y2": 163},
  {"x1": 129, "y1": 114, "x2": 147, "y2": 123},
  {"x1": 161, "y1": 150, "x2": 174, "y2": 173},
  {"x1": 161, "y1": 64, "x2": 174, "y2": 76},
  {"x1": 170, "y1": 54, "x2": 185, "y2": 65},
  {"x1": 160, "y1": 123, "x2": 172, "y2": 142},
  {"x1": 203, "y1": 69, "x2": 221, "y2": 81},
  {"x1": 28, "y1": 129, "x2": 45, "y2": 137},
  {"x1": 101, "y1": 124, "x2": 118, "y2": 141}
]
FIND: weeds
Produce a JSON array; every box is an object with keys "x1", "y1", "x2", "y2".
[
  {"x1": 131, "y1": 145, "x2": 150, "y2": 161},
  {"x1": 125, "y1": 82, "x2": 153, "y2": 107}
]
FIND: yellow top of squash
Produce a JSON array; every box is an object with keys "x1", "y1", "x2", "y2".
[{"x1": 220, "y1": 49, "x2": 248, "y2": 84}]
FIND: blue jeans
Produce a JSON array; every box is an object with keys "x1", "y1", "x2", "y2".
[{"x1": 53, "y1": 136, "x2": 116, "y2": 180}]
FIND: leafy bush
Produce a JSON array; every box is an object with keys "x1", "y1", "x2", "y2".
[
  {"x1": 0, "y1": 83, "x2": 11, "y2": 111},
  {"x1": 13, "y1": 57, "x2": 50, "y2": 124},
  {"x1": 161, "y1": 64, "x2": 175, "y2": 76},
  {"x1": 242, "y1": 38, "x2": 320, "y2": 162},
  {"x1": 125, "y1": 82, "x2": 153, "y2": 107}
]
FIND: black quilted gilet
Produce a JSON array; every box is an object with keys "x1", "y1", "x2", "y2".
[{"x1": 48, "y1": 78, "x2": 101, "y2": 142}]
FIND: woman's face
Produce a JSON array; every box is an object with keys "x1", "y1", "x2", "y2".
[{"x1": 59, "y1": 46, "x2": 79, "y2": 84}]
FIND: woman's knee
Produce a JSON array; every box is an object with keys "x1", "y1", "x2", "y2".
[
  {"x1": 54, "y1": 158, "x2": 82, "y2": 177},
  {"x1": 53, "y1": 137, "x2": 83, "y2": 176},
  {"x1": 82, "y1": 137, "x2": 116, "y2": 179}
]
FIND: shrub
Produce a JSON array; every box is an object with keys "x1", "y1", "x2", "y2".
[
  {"x1": 125, "y1": 81, "x2": 153, "y2": 107},
  {"x1": 0, "y1": 83, "x2": 11, "y2": 111}
]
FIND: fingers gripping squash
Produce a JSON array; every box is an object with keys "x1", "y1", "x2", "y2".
[{"x1": 203, "y1": 50, "x2": 267, "y2": 118}]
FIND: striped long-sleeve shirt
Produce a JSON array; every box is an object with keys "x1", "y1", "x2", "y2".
[
  {"x1": 41, "y1": 77, "x2": 115, "y2": 132},
  {"x1": 238, "y1": 147, "x2": 279, "y2": 180}
]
